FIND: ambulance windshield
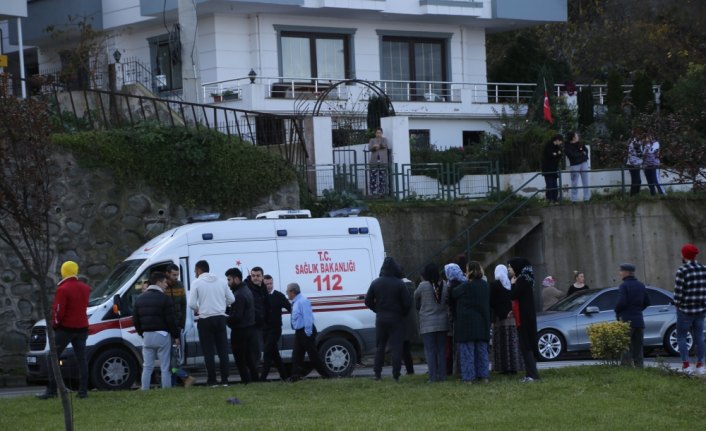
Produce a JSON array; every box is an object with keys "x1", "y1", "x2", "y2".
[{"x1": 88, "y1": 259, "x2": 146, "y2": 306}]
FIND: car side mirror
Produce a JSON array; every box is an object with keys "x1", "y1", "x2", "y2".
[
  {"x1": 585, "y1": 306, "x2": 600, "y2": 314},
  {"x1": 112, "y1": 294, "x2": 122, "y2": 316}
]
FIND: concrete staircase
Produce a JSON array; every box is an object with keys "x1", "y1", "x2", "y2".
[{"x1": 468, "y1": 215, "x2": 542, "y2": 269}]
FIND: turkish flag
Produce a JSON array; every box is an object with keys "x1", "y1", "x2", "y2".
[{"x1": 543, "y1": 90, "x2": 554, "y2": 124}]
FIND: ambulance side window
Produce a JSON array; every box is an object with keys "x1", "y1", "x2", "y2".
[{"x1": 120, "y1": 263, "x2": 171, "y2": 317}]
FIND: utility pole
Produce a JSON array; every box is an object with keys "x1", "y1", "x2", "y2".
[{"x1": 178, "y1": 0, "x2": 202, "y2": 104}]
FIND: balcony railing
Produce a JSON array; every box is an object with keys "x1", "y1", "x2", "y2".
[{"x1": 201, "y1": 77, "x2": 647, "y2": 106}]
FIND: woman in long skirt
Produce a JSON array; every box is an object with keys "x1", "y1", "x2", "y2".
[{"x1": 489, "y1": 264, "x2": 524, "y2": 374}]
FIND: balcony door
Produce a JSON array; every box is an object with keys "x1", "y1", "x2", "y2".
[{"x1": 381, "y1": 36, "x2": 447, "y2": 101}]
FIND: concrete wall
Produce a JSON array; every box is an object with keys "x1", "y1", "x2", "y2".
[{"x1": 377, "y1": 200, "x2": 706, "y2": 296}]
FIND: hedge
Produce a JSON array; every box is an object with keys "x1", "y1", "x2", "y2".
[{"x1": 51, "y1": 123, "x2": 296, "y2": 211}]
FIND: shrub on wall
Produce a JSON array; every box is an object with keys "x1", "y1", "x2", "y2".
[{"x1": 51, "y1": 123, "x2": 296, "y2": 211}]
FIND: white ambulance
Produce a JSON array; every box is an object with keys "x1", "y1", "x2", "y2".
[{"x1": 26, "y1": 212, "x2": 384, "y2": 389}]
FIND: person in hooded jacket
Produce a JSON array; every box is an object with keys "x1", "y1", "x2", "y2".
[
  {"x1": 508, "y1": 257, "x2": 540, "y2": 382},
  {"x1": 365, "y1": 257, "x2": 412, "y2": 381}
]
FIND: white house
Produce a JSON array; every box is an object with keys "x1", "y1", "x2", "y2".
[{"x1": 5, "y1": 0, "x2": 566, "y2": 149}]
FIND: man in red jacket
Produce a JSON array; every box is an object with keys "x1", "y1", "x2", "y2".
[{"x1": 37, "y1": 261, "x2": 91, "y2": 399}]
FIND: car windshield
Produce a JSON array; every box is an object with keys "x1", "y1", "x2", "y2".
[
  {"x1": 547, "y1": 289, "x2": 598, "y2": 312},
  {"x1": 88, "y1": 259, "x2": 146, "y2": 306}
]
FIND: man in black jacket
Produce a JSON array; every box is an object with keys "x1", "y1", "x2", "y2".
[
  {"x1": 615, "y1": 263, "x2": 651, "y2": 367},
  {"x1": 226, "y1": 268, "x2": 259, "y2": 384},
  {"x1": 245, "y1": 267, "x2": 268, "y2": 361},
  {"x1": 261, "y1": 274, "x2": 292, "y2": 381},
  {"x1": 365, "y1": 257, "x2": 412, "y2": 381},
  {"x1": 133, "y1": 272, "x2": 180, "y2": 390}
]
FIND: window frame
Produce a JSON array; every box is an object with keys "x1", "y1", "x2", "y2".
[
  {"x1": 378, "y1": 31, "x2": 452, "y2": 101},
  {"x1": 275, "y1": 25, "x2": 357, "y2": 83}
]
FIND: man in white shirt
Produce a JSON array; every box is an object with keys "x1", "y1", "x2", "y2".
[{"x1": 188, "y1": 260, "x2": 234, "y2": 386}]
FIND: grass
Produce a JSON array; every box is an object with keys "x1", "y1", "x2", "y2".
[{"x1": 2, "y1": 366, "x2": 706, "y2": 431}]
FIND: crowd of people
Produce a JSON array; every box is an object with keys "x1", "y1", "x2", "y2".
[
  {"x1": 36, "y1": 241, "x2": 706, "y2": 397},
  {"x1": 541, "y1": 130, "x2": 667, "y2": 203}
]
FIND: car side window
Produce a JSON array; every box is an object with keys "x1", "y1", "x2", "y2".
[
  {"x1": 587, "y1": 290, "x2": 619, "y2": 311},
  {"x1": 647, "y1": 289, "x2": 671, "y2": 306}
]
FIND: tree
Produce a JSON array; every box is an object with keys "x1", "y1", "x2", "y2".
[
  {"x1": 46, "y1": 15, "x2": 111, "y2": 90},
  {"x1": 630, "y1": 71, "x2": 654, "y2": 114},
  {"x1": 577, "y1": 85, "x2": 595, "y2": 130},
  {"x1": 0, "y1": 76, "x2": 74, "y2": 430}
]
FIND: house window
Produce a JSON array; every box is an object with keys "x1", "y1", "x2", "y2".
[
  {"x1": 381, "y1": 36, "x2": 448, "y2": 101},
  {"x1": 409, "y1": 129, "x2": 431, "y2": 151},
  {"x1": 280, "y1": 32, "x2": 351, "y2": 81}
]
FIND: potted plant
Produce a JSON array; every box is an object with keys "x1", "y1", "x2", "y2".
[
  {"x1": 211, "y1": 92, "x2": 223, "y2": 102},
  {"x1": 222, "y1": 89, "x2": 238, "y2": 100}
]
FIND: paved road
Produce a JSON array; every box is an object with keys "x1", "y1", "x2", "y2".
[{"x1": 0, "y1": 356, "x2": 686, "y2": 399}]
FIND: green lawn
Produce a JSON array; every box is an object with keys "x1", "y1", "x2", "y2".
[{"x1": 2, "y1": 366, "x2": 705, "y2": 431}]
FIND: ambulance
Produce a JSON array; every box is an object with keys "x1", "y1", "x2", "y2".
[{"x1": 25, "y1": 211, "x2": 384, "y2": 389}]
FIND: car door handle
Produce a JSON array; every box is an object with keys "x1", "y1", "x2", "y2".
[{"x1": 658, "y1": 308, "x2": 670, "y2": 312}]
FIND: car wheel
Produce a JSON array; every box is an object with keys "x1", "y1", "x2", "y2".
[
  {"x1": 664, "y1": 325, "x2": 692, "y2": 356},
  {"x1": 537, "y1": 329, "x2": 564, "y2": 361},
  {"x1": 319, "y1": 337, "x2": 357, "y2": 377},
  {"x1": 91, "y1": 348, "x2": 138, "y2": 390}
]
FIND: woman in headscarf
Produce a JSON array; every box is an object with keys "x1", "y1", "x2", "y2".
[
  {"x1": 489, "y1": 264, "x2": 524, "y2": 374},
  {"x1": 444, "y1": 263, "x2": 466, "y2": 376},
  {"x1": 508, "y1": 257, "x2": 540, "y2": 382},
  {"x1": 414, "y1": 263, "x2": 448, "y2": 382},
  {"x1": 451, "y1": 261, "x2": 491, "y2": 383}
]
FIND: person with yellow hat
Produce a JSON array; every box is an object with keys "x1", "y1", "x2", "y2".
[{"x1": 37, "y1": 261, "x2": 91, "y2": 399}]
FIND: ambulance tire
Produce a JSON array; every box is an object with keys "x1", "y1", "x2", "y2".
[
  {"x1": 319, "y1": 337, "x2": 357, "y2": 378},
  {"x1": 91, "y1": 348, "x2": 138, "y2": 390}
]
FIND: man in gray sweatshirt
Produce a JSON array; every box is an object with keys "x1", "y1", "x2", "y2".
[{"x1": 188, "y1": 260, "x2": 235, "y2": 386}]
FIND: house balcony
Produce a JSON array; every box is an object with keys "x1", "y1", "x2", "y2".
[{"x1": 201, "y1": 76, "x2": 615, "y2": 118}]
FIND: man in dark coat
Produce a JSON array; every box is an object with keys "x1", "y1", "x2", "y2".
[
  {"x1": 260, "y1": 274, "x2": 292, "y2": 381},
  {"x1": 133, "y1": 271, "x2": 180, "y2": 390},
  {"x1": 226, "y1": 268, "x2": 259, "y2": 384},
  {"x1": 508, "y1": 257, "x2": 540, "y2": 382},
  {"x1": 245, "y1": 267, "x2": 268, "y2": 360},
  {"x1": 614, "y1": 263, "x2": 651, "y2": 367},
  {"x1": 365, "y1": 257, "x2": 412, "y2": 381},
  {"x1": 541, "y1": 134, "x2": 564, "y2": 203}
]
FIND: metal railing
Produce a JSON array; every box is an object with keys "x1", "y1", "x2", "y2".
[
  {"x1": 199, "y1": 76, "x2": 649, "y2": 105},
  {"x1": 44, "y1": 84, "x2": 308, "y2": 167},
  {"x1": 300, "y1": 160, "x2": 501, "y2": 200}
]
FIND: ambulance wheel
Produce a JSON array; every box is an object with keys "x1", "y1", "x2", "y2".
[
  {"x1": 91, "y1": 348, "x2": 138, "y2": 390},
  {"x1": 319, "y1": 337, "x2": 357, "y2": 377}
]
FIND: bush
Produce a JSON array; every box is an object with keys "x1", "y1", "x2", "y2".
[
  {"x1": 586, "y1": 321, "x2": 630, "y2": 365},
  {"x1": 52, "y1": 123, "x2": 296, "y2": 211}
]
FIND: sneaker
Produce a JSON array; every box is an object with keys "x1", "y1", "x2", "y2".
[
  {"x1": 519, "y1": 377, "x2": 535, "y2": 383},
  {"x1": 679, "y1": 366, "x2": 694, "y2": 375},
  {"x1": 696, "y1": 366, "x2": 705, "y2": 376},
  {"x1": 183, "y1": 376, "x2": 196, "y2": 388},
  {"x1": 209, "y1": 383, "x2": 221, "y2": 388}
]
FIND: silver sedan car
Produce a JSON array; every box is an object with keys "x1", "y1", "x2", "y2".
[{"x1": 536, "y1": 286, "x2": 697, "y2": 361}]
